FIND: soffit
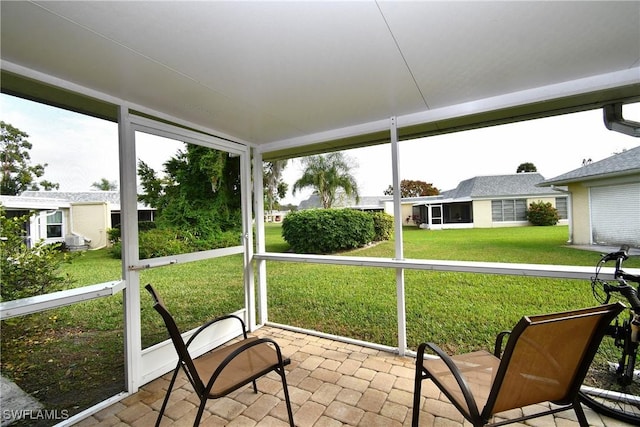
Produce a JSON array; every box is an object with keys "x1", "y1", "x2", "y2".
[{"x1": 1, "y1": 1, "x2": 639, "y2": 159}]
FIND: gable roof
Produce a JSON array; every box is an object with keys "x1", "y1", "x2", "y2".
[
  {"x1": 441, "y1": 173, "x2": 558, "y2": 199},
  {"x1": 540, "y1": 145, "x2": 640, "y2": 186}
]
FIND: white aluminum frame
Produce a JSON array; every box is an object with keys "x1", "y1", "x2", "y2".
[{"x1": 122, "y1": 112, "x2": 254, "y2": 391}]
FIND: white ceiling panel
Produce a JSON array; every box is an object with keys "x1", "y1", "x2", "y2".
[
  {"x1": 380, "y1": 1, "x2": 640, "y2": 107},
  {"x1": 1, "y1": 1, "x2": 639, "y2": 157}
]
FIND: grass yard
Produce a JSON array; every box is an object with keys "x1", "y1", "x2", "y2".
[
  {"x1": 264, "y1": 224, "x2": 639, "y2": 352},
  {"x1": 1, "y1": 224, "x2": 639, "y2": 423}
]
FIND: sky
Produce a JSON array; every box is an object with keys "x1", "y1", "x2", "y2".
[{"x1": 1, "y1": 93, "x2": 639, "y2": 205}]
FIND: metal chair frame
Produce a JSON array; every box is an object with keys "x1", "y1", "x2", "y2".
[
  {"x1": 145, "y1": 284, "x2": 295, "y2": 426},
  {"x1": 412, "y1": 303, "x2": 625, "y2": 427}
]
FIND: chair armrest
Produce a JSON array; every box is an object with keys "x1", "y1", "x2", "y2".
[
  {"x1": 185, "y1": 314, "x2": 247, "y2": 348},
  {"x1": 493, "y1": 330, "x2": 511, "y2": 357},
  {"x1": 419, "y1": 342, "x2": 481, "y2": 420}
]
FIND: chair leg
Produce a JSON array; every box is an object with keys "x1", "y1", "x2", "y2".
[
  {"x1": 193, "y1": 397, "x2": 208, "y2": 426},
  {"x1": 573, "y1": 399, "x2": 589, "y2": 427},
  {"x1": 412, "y1": 363, "x2": 424, "y2": 427},
  {"x1": 277, "y1": 366, "x2": 295, "y2": 427},
  {"x1": 156, "y1": 366, "x2": 181, "y2": 427}
]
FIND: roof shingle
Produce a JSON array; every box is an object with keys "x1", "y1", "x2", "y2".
[{"x1": 540, "y1": 145, "x2": 640, "y2": 186}]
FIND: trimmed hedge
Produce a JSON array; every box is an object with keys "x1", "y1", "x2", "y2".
[{"x1": 282, "y1": 209, "x2": 375, "y2": 254}]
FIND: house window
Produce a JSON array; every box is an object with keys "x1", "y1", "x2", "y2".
[
  {"x1": 491, "y1": 199, "x2": 527, "y2": 222},
  {"x1": 46, "y1": 210, "x2": 63, "y2": 238},
  {"x1": 555, "y1": 197, "x2": 568, "y2": 219}
]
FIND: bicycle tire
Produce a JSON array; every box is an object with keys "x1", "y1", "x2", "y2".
[{"x1": 579, "y1": 316, "x2": 640, "y2": 424}]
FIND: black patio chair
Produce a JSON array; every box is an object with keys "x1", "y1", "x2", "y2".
[
  {"x1": 412, "y1": 302, "x2": 624, "y2": 427},
  {"x1": 145, "y1": 284, "x2": 295, "y2": 426}
]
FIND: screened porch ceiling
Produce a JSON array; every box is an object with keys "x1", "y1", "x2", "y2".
[{"x1": 1, "y1": 1, "x2": 639, "y2": 159}]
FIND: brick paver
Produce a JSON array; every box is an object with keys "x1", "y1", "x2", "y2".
[{"x1": 77, "y1": 326, "x2": 619, "y2": 426}]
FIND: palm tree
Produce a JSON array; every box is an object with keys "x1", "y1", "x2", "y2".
[
  {"x1": 293, "y1": 152, "x2": 359, "y2": 208},
  {"x1": 91, "y1": 178, "x2": 117, "y2": 191}
]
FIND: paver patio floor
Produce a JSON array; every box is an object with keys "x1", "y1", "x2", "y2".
[{"x1": 75, "y1": 325, "x2": 627, "y2": 427}]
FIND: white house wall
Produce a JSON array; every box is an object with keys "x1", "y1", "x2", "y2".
[
  {"x1": 472, "y1": 200, "x2": 492, "y2": 228},
  {"x1": 29, "y1": 209, "x2": 68, "y2": 246},
  {"x1": 70, "y1": 202, "x2": 111, "y2": 249}
]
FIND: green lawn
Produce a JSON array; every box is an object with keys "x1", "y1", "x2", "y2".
[
  {"x1": 2, "y1": 224, "x2": 638, "y2": 420},
  {"x1": 266, "y1": 223, "x2": 638, "y2": 349}
]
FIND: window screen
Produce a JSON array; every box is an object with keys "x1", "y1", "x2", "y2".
[
  {"x1": 555, "y1": 197, "x2": 568, "y2": 219},
  {"x1": 491, "y1": 199, "x2": 527, "y2": 222}
]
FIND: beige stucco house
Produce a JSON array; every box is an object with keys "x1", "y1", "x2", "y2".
[
  {"x1": 402, "y1": 173, "x2": 568, "y2": 229},
  {"x1": 0, "y1": 191, "x2": 154, "y2": 250},
  {"x1": 539, "y1": 145, "x2": 640, "y2": 248}
]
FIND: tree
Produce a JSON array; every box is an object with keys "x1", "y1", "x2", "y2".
[
  {"x1": 263, "y1": 160, "x2": 288, "y2": 212},
  {"x1": 516, "y1": 162, "x2": 537, "y2": 173},
  {"x1": 292, "y1": 152, "x2": 359, "y2": 209},
  {"x1": 91, "y1": 178, "x2": 117, "y2": 191},
  {"x1": 1, "y1": 121, "x2": 59, "y2": 195},
  {"x1": 137, "y1": 143, "x2": 242, "y2": 242},
  {"x1": 384, "y1": 179, "x2": 439, "y2": 197}
]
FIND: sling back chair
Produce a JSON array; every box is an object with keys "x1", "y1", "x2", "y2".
[
  {"x1": 412, "y1": 302, "x2": 625, "y2": 427},
  {"x1": 145, "y1": 284, "x2": 295, "y2": 427}
]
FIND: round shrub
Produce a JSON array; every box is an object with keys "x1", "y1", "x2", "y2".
[
  {"x1": 282, "y1": 209, "x2": 375, "y2": 254},
  {"x1": 527, "y1": 201, "x2": 559, "y2": 226},
  {"x1": 370, "y1": 212, "x2": 394, "y2": 241}
]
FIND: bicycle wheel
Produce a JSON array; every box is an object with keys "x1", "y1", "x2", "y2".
[{"x1": 579, "y1": 317, "x2": 640, "y2": 423}]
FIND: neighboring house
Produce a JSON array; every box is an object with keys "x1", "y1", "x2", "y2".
[
  {"x1": 0, "y1": 191, "x2": 155, "y2": 250},
  {"x1": 297, "y1": 172, "x2": 568, "y2": 230},
  {"x1": 264, "y1": 211, "x2": 289, "y2": 223},
  {"x1": 409, "y1": 173, "x2": 568, "y2": 229},
  {"x1": 539, "y1": 146, "x2": 640, "y2": 248}
]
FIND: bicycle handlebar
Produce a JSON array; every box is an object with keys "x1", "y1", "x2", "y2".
[
  {"x1": 601, "y1": 245, "x2": 629, "y2": 263},
  {"x1": 598, "y1": 245, "x2": 640, "y2": 311}
]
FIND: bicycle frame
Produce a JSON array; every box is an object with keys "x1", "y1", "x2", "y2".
[{"x1": 579, "y1": 245, "x2": 640, "y2": 423}]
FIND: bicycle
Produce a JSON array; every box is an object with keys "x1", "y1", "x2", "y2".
[{"x1": 578, "y1": 245, "x2": 640, "y2": 423}]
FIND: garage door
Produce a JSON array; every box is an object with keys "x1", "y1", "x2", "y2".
[{"x1": 590, "y1": 183, "x2": 640, "y2": 247}]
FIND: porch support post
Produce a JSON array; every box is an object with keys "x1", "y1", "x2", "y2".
[
  {"x1": 118, "y1": 105, "x2": 142, "y2": 392},
  {"x1": 243, "y1": 148, "x2": 257, "y2": 331},
  {"x1": 253, "y1": 150, "x2": 268, "y2": 328},
  {"x1": 390, "y1": 116, "x2": 407, "y2": 355}
]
